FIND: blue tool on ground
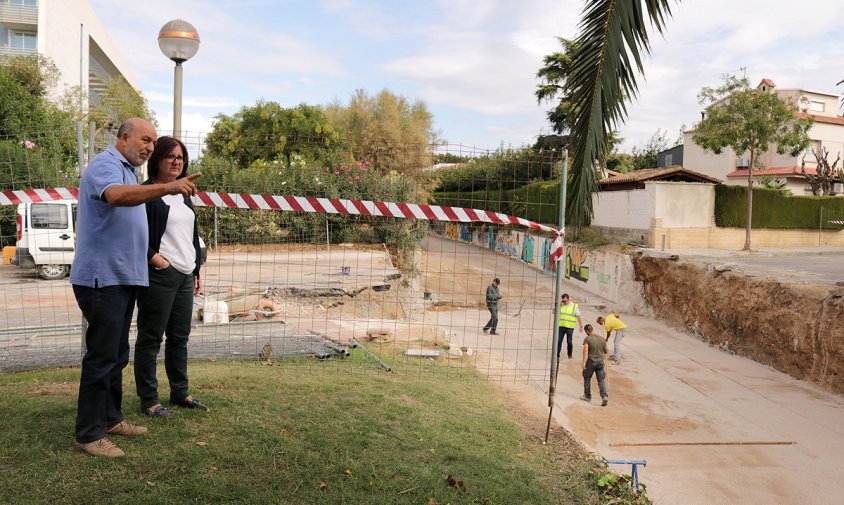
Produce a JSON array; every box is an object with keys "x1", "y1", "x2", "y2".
[{"x1": 603, "y1": 459, "x2": 647, "y2": 493}]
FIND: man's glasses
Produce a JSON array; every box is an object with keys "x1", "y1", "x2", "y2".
[{"x1": 165, "y1": 154, "x2": 185, "y2": 163}]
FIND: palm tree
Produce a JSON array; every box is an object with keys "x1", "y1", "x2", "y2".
[
  {"x1": 566, "y1": 0, "x2": 677, "y2": 229},
  {"x1": 535, "y1": 37, "x2": 579, "y2": 135}
]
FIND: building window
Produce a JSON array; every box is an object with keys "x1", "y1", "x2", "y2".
[
  {"x1": 809, "y1": 100, "x2": 825, "y2": 113},
  {"x1": 664, "y1": 154, "x2": 673, "y2": 166},
  {"x1": 803, "y1": 140, "x2": 822, "y2": 162},
  {"x1": 6, "y1": 0, "x2": 39, "y2": 6},
  {"x1": 10, "y1": 31, "x2": 37, "y2": 50}
]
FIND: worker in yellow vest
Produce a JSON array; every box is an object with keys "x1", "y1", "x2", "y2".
[
  {"x1": 557, "y1": 293, "x2": 583, "y2": 359},
  {"x1": 597, "y1": 312, "x2": 628, "y2": 362}
]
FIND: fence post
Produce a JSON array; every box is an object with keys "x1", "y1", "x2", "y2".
[
  {"x1": 76, "y1": 122, "x2": 85, "y2": 174},
  {"x1": 213, "y1": 205, "x2": 218, "y2": 251},
  {"x1": 88, "y1": 121, "x2": 96, "y2": 164},
  {"x1": 819, "y1": 206, "x2": 823, "y2": 246}
]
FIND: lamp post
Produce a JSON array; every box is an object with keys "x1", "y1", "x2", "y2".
[{"x1": 158, "y1": 19, "x2": 200, "y2": 140}]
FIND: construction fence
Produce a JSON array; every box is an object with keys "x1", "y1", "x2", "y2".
[{"x1": 0, "y1": 128, "x2": 567, "y2": 382}]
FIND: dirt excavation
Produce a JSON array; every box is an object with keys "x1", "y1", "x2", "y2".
[{"x1": 632, "y1": 254, "x2": 844, "y2": 394}]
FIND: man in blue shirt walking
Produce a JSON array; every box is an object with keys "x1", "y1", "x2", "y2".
[{"x1": 71, "y1": 118, "x2": 200, "y2": 458}]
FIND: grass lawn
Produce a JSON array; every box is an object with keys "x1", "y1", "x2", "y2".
[{"x1": 0, "y1": 356, "x2": 649, "y2": 504}]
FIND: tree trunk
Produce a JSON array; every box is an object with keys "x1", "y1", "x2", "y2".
[{"x1": 743, "y1": 152, "x2": 754, "y2": 251}]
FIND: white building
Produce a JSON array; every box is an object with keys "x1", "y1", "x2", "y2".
[
  {"x1": 0, "y1": 0, "x2": 137, "y2": 104},
  {"x1": 683, "y1": 79, "x2": 844, "y2": 195}
]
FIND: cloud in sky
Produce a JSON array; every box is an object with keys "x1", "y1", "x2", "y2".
[{"x1": 91, "y1": 0, "x2": 844, "y2": 152}]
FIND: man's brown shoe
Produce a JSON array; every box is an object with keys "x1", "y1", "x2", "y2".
[
  {"x1": 76, "y1": 438, "x2": 125, "y2": 458},
  {"x1": 106, "y1": 421, "x2": 148, "y2": 437}
]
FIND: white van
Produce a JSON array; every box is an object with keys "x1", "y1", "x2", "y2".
[
  {"x1": 13, "y1": 200, "x2": 76, "y2": 279},
  {"x1": 13, "y1": 200, "x2": 206, "y2": 280}
]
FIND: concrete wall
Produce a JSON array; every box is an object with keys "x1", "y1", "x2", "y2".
[
  {"x1": 593, "y1": 182, "x2": 715, "y2": 232},
  {"x1": 649, "y1": 225, "x2": 844, "y2": 249},
  {"x1": 653, "y1": 183, "x2": 715, "y2": 228},
  {"x1": 683, "y1": 132, "x2": 736, "y2": 181},
  {"x1": 592, "y1": 185, "x2": 655, "y2": 230}
]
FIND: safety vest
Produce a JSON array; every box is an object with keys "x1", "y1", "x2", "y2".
[{"x1": 559, "y1": 303, "x2": 578, "y2": 328}]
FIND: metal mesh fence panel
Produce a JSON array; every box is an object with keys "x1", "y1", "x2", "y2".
[{"x1": 0, "y1": 128, "x2": 564, "y2": 384}]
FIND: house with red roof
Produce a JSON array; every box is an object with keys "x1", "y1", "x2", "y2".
[{"x1": 682, "y1": 79, "x2": 844, "y2": 195}]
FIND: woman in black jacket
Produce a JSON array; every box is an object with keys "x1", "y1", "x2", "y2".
[{"x1": 134, "y1": 136, "x2": 207, "y2": 418}]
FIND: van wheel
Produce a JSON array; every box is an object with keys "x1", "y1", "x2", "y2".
[{"x1": 38, "y1": 264, "x2": 69, "y2": 280}]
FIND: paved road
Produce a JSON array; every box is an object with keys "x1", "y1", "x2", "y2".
[{"x1": 651, "y1": 246, "x2": 844, "y2": 285}]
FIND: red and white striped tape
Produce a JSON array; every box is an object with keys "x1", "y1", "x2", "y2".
[
  {"x1": 1, "y1": 188, "x2": 565, "y2": 261},
  {"x1": 0, "y1": 188, "x2": 79, "y2": 204}
]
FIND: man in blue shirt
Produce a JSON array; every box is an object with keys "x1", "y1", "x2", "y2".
[{"x1": 71, "y1": 118, "x2": 200, "y2": 458}]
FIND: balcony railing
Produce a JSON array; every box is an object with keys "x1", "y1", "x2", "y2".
[
  {"x1": 0, "y1": 46, "x2": 37, "y2": 57},
  {"x1": 0, "y1": 3, "x2": 38, "y2": 25}
]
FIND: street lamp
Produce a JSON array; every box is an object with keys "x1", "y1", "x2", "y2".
[{"x1": 158, "y1": 19, "x2": 200, "y2": 140}]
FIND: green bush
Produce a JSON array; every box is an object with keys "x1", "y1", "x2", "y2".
[
  {"x1": 435, "y1": 146, "x2": 559, "y2": 192},
  {"x1": 715, "y1": 185, "x2": 844, "y2": 229},
  {"x1": 435, "y1": 180, "x2": 561, "y2": 224}
]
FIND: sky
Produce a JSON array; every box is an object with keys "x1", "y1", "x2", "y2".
[{"x1": 90, "y1": 0, "x2": 844, "y2": 154}]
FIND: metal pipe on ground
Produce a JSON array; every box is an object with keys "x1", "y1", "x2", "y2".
[
  {"x1": 352, "y1": 338, "x2": 392, "y2": 373},
  {"x1": 307, "y1": 343, "x2": 333, "y2": 360},
  {"x1": 319, "y1": 340, "x2": 350, "y2": 357},
  {"x1": 307, "y1": 330, "x2": 352, "y2": 356}
]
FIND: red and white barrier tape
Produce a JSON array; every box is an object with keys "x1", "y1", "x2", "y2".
[{"x1": 1, "y1": 188, "x2": 565, "y2": 261}]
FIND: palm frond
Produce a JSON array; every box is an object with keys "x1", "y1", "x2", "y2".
[{"x1": 566, "y1": 0, "x2": 676, "y2": 229}]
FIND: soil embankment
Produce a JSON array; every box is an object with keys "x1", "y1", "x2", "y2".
[{"x1": 632, "y1": 253, "x2": 844, "y2": 393}]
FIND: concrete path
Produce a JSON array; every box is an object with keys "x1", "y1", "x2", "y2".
[{"x1": 422, "y1": 235, "x2": 844, "y2": 505}]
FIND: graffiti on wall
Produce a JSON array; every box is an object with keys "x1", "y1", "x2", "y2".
[
  {"x1": 475, "y1": 227, "x2": 492, "y2": 249},
  {"x1": 495, "y1": 229, "x2": 521, "y2": 257},
  {"x1": 565, "y1": 244, "x2": 590, "y2": 283},
  {"x1": 521, "y1": 235, "x2": 536, "y2": 265},
  {"x1": 445, "y1": 222, "x2": 460, "y2": 240},
  {"x1": 540, "y1": 240, "x2": 556, "y2": 273},
  {"x1": 594, "y1": 256, "x2": 613, "y2": 296},
  {"x1": 458, "y1": 224, "x2": 473, "y2": 242},
  {"x1": 431, "y1": 223, "x2": 557, "y2": 273}
]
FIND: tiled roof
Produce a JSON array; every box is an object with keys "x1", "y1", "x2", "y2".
[
  {"x1": 726, "y1": 166, "x2": 816, "y2": 178},
  {"x1": 599, "y1": 166, "x2": 721, "y2": 185},
  {"x1": 796, "y1": 112, "x2": 844, "y2": 125},
  {"x1": 759, "y1": 78, "x2": 776, "y2": 88}
]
